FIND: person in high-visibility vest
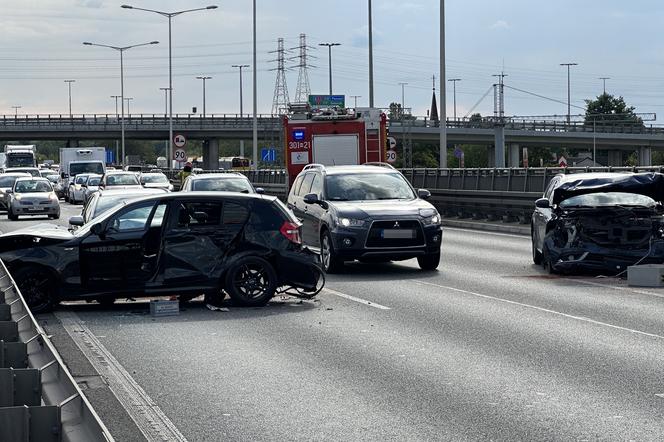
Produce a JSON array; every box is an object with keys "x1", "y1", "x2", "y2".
[{"x1": 177, "y1": 162, "x2": 193, "y2": 184}]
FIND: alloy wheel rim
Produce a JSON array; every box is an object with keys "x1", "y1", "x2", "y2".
[
  {"x1": 22, "y1": 272, "x2": 50, "y2": 309},
  {"x1": 234, "y1": 264, "x2": 269, "y2": 299}
]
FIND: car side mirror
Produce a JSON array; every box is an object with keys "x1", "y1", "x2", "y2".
[
  {"x1": 90, "y1": 223, "x2": 104, "y2": 237},
  {"x1": 303, "y1": 193, "x2": 319, "y2": 205},
  {"x1": 255, "y1": 187, "x2": 265, "y2": 194},
  {"x1": 69, "y1": 216, "x2": 84, "y2": 226},
  {"x1": 61, "y1": 172, "x2": 68, "y2": 179},
  {"x1": 81, "y1": 184, "x2": 87, "y2": 188},
  {"x1": 535, "y1": 198, "x2": 551, "y2": 209},
  {"x1": 417, "y1": 189, "x2": 431, "y2": 200}
]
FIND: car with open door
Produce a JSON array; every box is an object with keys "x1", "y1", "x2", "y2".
[{"x1": 0, "y1": 192, "x2": 323, "y2": 312}]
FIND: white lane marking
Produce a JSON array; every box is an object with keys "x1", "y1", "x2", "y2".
[
  {"x1": 322, "y1": 288, "x2": 391, "y2": 310},
  {"x1": 413, "y1": 280, "x2": 664, "y2": 341},
  {"x1": 566, "y1": 278, "x2": 664, "y2": 300},
  {"x1": 55, "y1": 310, "x2": 188, "y2": 442},
  {"x1": 445, "y1": 227, "x2": 529, "y2": 239}
]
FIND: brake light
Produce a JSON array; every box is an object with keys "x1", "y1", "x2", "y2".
[{"x1": 280, "y1": 221, "x2": 302, "y2": 245}]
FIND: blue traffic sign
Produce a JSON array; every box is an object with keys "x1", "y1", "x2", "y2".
[{"x1": 261, "y1": 148, "x2": 276, "y2": 163}]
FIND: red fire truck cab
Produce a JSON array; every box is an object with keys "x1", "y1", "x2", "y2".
[{"x1": 283, "y1": 107, "x2": 388, "y2": 186}]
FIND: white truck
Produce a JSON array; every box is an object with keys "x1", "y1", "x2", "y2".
[
  {"x1": 59, "y1": 147, "x2": 107, "y2": 202},
  {"x1": 4, "y1": 145, "x2": 36, "y2": 168}
]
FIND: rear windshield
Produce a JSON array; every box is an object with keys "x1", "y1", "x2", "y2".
[
  {"x1": 141, "y1": 174, "x2": 169, "y2": 184},
  {"x1": 71, "y1": 162, "x2": 104, "y2": 175},
  {"x1": 560, "y1": 192, "x2": 657, "y2": 208},
  {"x1": 88, "y1": 177, "x2": 101, "y2": 186},
  {"x1": 106, "y1": 174, "x2": 139, "y2": 186},
  {"x1": 0, "y1": 176, "x2": 21, "y2": 187},
  {"x1": 7, "y1": 169, "x2": 40, "y2": 177},
  {"x1": 192, "y1": 177, "x2": 253, "y2": 193}
]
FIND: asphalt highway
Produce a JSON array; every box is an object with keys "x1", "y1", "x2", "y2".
[{"x1": 3, "y1": 202, "x2": 664, "y2": 441}]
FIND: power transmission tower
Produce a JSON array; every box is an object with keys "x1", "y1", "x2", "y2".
[
  {"x1": 290, "y1": 33, "x2": 315, "y2": 104},
  {"x1": 270, "y1": 38, "x2": 291, "y2": 115}
]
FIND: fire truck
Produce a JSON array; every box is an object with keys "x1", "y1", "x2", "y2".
[{"x1": 283, "y1": 106, "x2": 388, "y2": 186}]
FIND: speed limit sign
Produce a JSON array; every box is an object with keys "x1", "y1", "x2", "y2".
[
  {"x1": 174, "y1": 148, "x2": 186, "y2": 162},
  {"x1": 386, "y1": 149, "x2": 397, "y2": 163},
  {"x1": 173, "y1": 133, "x2": 187, "y2": 148}
]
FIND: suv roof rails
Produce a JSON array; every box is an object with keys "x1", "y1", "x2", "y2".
[
  {"x1": 303, "y1": 163, "x2": 325, "y2": 171},
  {"x1": 364, "y1": 162, "x2": 396, "y2": 170}
]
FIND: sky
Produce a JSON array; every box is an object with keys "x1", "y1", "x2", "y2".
[{"x1": 0, "y1": 0, "x2": 663, "y2": 121}]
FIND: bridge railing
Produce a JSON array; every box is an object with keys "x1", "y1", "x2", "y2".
[{"x1": 1, "y1": 114, "x2": 661, "y2": 135}]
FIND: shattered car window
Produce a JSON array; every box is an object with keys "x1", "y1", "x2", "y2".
[{"x1": 560, "y1": 192, "x2": 656, "y2": 208}]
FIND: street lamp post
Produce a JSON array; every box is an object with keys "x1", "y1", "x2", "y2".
[
  {"x1": 253, "y1": 0, "x2": 258, "y2": 169},
  {"x1": 159, "y1": 88, "x2": 169, "y2": 116},
  {"x1": 124, "y1": 97, "x2": 133, "y2": 115},
  {"x1": 196, "y1": 76, "x2": 212, "y2": 118},
  {"x1": 64, "y1": 80, "x2": 75, "y2": 118},
  {"x1": 439, "y1": 0, "x2": 447, "y2": 167},
  {"x1": 448, "y1": 78, "x2": 461, "y2": 121},
  {"x1": 599, "y1": 76, "x2": 610, "y2": 95},
  {"x1": 83, "y1": 40, "x2": 159, "y2": 166},
  {"x1": 319, "y1": 43, "x2": 341, "y2": 95},
  {"x1": 110, "y1": 95, "x2": 121, "y2": 116},
  {"x1": 121, "y1": 4, "x2": 218, "y2": 169},
  {"x1": 368, "y1": 0, "x2": 374, "y2": 108},
  {"x1": 11, "y1": 106, "x2": 21, "y2": 116},
  {"x1": 560, "y1": 62, "x2": 578, "y2": 124},
  {"x1": 232, "y1": 64, "x2": 250, "y2": 158},
  {"x1": 398, "y1": 82, "x2": 408, "y2": 116},
  {"x1": 350, "y1": 95, "x2": 361, "y2": 108}
]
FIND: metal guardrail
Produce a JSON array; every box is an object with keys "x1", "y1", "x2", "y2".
[{"x1": 0, "y1": 259, "x2": 114, "y2": 442}]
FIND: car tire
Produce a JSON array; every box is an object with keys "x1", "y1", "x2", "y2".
[
  {"x1": 225, "y1": 256, "x2": 277, "y2": 307},
  {"x1": 321, "y1": 230, "x2": 343, "y2": 274},
  {"x1": 96, "y1": 297, "x2": 116, "y2": 307},
  {"x1": 532, "y1": 229, "x2": 543, "y2": 265},
  {"x1": 7, "y1": 210, "x2": 18, "y2": 221},
  {"x1": 542, "y1": 245, "x2": 556, "y2": 274},
  {"x1": 13, "y1": 266, "x2": 57, "y2": 313},
  {"x1": 49, "y1": 213, "x2": 60, "y2": 220},
  {"x1": 417, "y1": 252, "x2": 441, "y2": 271}
]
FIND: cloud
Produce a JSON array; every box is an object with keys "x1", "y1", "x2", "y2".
[
  {"x1": 490, "y1": 20, "x2": 510, "y2": 30},
  {"x1": 76, "y1": 0, "x2": 103, "y2": 8}
]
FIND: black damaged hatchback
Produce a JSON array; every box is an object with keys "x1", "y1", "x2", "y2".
[{"x1": 0, "y1": 192, "x2": 323, "y2": 312}]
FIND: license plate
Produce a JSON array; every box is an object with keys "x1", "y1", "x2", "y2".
[
  {"x1": 381, "y1": 229, "x2": 415, "y2": 239},
  {"x1": 28, "y1": 207, "x2": 44, "y2": 212}
]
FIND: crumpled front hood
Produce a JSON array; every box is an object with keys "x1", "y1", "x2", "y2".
[
  {"x1": 330, "y1": 199, "x2": 434, "y2": 218},
  {"x1": 0, "y1": 223, "x2": 74, "y2": 240},
  {"x1": 553, "y1": 172, "x2": 664, "y2": 206}
]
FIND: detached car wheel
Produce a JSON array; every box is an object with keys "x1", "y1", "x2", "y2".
[
  {"x1": 321, "y1": 231, "x2": 343, "y2": 274},
  {"x1": 225, "y1": 256, "x2": 277, "y2": 307},
  {"x1": 417, "y1": 252, "x2": 441, "y2": 271},
  {"x1": 14, "y1": 266, "x2": 57, "y2": 313}
]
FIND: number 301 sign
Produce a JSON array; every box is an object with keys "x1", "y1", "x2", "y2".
[{"x1": 174, "y1": 148, "x2": 186, "y2": 162}]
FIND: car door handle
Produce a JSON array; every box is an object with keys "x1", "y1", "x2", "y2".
[{"x1": 144, "y1": 253, "x2": 157, "y2": 259}]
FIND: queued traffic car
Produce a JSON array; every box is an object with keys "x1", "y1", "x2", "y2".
[
  {"x1": 139, "y1": 172, "x2": 174, "y2": 191},
  {"x1": 531, "y1": 172, "x2": 664, "y2": 274},
  {"x1": 4, "y1": 167, "x2": 41, "y2": 177},
  {"x1": 69, "y1": 173, "x2": 90, "y2": 204},
  {"x1": 0, "y1": 192, "x2": 323, "y2": 312},
  {"x1": 0, "y1": 173, "x2": 31, "y2": 209},
  {"x1": 83, "y1": 174, "x2": 102, "y2": 203},
  {"x1": 7, "y1": 176, "x2": 60, "y2": 220},
  {"x1": 287, "y1": 164, "x2": 443, "y2": 273},
  {"x1": 98, "y1": 171, "x2": 142, "y2": 190},
  {"x1": 180, "y1": 172, "x2": 262, "y2": 194},
  {"x1": 70, "y1": 187, "x2": 169, "y2": 227}
]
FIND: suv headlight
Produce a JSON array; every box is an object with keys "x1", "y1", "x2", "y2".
[
  {"x1": 420, "y1": 208, "x2": 441, "y2": 225},
  {"x1": 339, "y1": 217, "x2": 366, "y2": 227}
]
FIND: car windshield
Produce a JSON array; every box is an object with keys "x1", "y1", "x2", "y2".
[
  {"x1": 46, "y1": 175, "x2": 59, "y2": 183},
  {"x1": 0, "y1": 176, "x2": 22, "y2": 187},
  {"x1": 106, "y1": 174, "x2": 139, "y2": 186},
  {"x1": 193, "y1": 177, "x2": 253, "y2": 192},
  {"x1": 560, "y1": 192, "x2": 657, "y2": 208},
  {"x1": 325, "y1": 173, "x2": 415, "y2": 201},
  {"x1": 75, "y1": 175, "x2": 88, "y2": 184},
  {"x1": 142, "y1": 174, "x2": 168, "y2": 184},
  {"x1": 15, "y1": 180, "x2": 52, "y2": 193},
  {"x1": 70, "y1": 162, "x2": 104, "y2": 175}
]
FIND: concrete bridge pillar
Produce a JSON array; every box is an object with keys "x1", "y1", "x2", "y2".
[
  {"x1": 487, "y1": 146, "x2": 495, "y2": 167},
  {"x1": 203, "y1": 139, "x2": 219, "y2": 170},
  {"x1": 607, "y1": 150, "x2": 623, "y2": 166},
  {"x1": 639, "y1": 146, "x2": 652, "y2": 166},
  {"x1": 494, "y1": 126, "x2": 505, "y2": 168},
  {"x1": 508, "y1": 144, "x2": 520, "y2": 168}
]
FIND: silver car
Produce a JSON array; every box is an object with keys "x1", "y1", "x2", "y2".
[
  {"x1": 83, "y1": 174, "x2": 102, "y2": 203},
  {"x1": 0, "y1": 173, "x2": 32, "y2": 210},
  {"x1": 139, "y1": 172, "x2": 173, "y2": 191},
  {"x1": 8, "y1": 177, "x2": 60, "y2": 220}
]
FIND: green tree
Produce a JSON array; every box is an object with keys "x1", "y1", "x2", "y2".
[{"x1": 584, "y1": 93, "x2": 643, "y2": 128}]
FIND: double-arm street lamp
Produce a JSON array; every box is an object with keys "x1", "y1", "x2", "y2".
[
  {"x1": 319, "y1": 43, "x2": 341, "y2": 95},
  {"x1": 121, "y1": 4, "x2": 218, "y2": 168},
  {"x1": 83, "y1": 40, "x2": 159, "y2": 165},
  {"x1": 232, "y1": 64, "x2": 249, "y2": 157},
  {"x1": 64, "y1": 80, "x2": 75, "y2": 118},
  {"x1": 196, "y1": 76, "x2": 212, "y2": 118}
]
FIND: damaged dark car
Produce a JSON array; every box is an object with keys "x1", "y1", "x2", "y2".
[
  {"x1": 0, "y1": 192, "x2": 323, "y2": 312},
  {"x1": 531, "y1": 172, "x2": 664, "y2": 274}
]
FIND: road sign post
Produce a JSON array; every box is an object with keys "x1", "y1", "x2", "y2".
[
  {"x1": 174, "y1": 148, "x2": 186, "y2": 162},
  {"x1": 173, "y1": 133, "x2": 187, "y2": 149},
  {"x1": 386, "y1": 149, "x2": 397, "y2": 163}
]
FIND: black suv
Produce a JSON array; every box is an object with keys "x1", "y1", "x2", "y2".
[
  {"x1": 0, "y1": 192, "x2": 322, "y2": 312},
  {"x1": 287, "y1": 164, "x2": 442, "y2": 272}
]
